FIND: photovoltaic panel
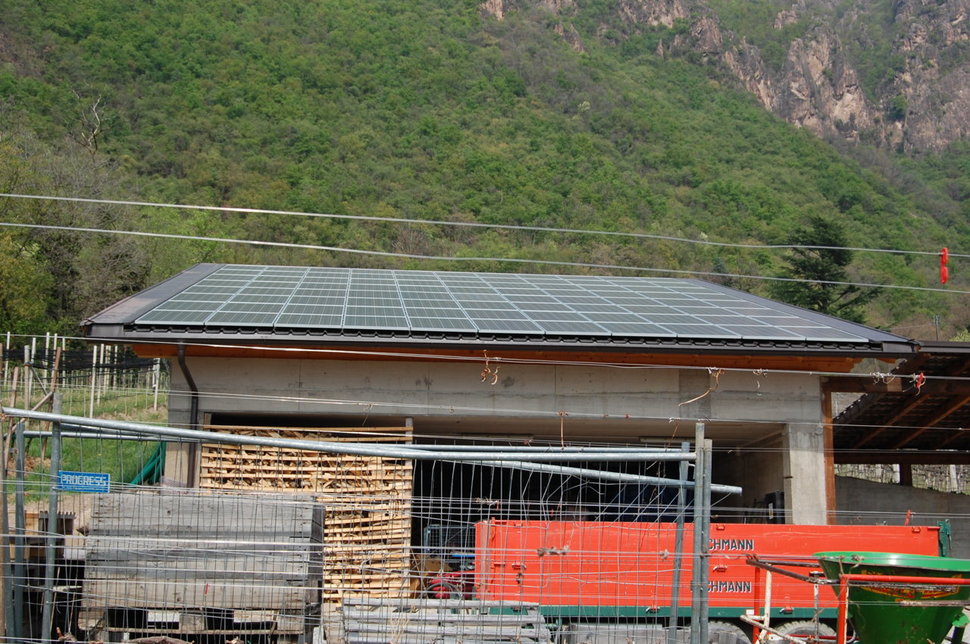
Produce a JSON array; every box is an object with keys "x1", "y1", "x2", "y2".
[
  {"x1": 151, "y1": 300, "x2": 216, "y2": 311},
  {"x1": 556, "y1": 296, "x2": 609, "y2": 305},
  {"x1": 601, "y1": 297, "x2": 650, "y2": 306},
  {"x1": 208, "y1": 312, "x2": 277, "y2": 326},
  {"x1": 137, "y1": 309, "x2": 213, "y2": 324},
  {"x1": 471, "y1": 319, "x2": 542, "y2": 333},
  {"x1": 620, "y1": 305, "x2": 673, "y2": 315},
  {"x1": 642, "y1": 314, "x2": 706, "y2": 325},
  {"x1": 407, "y1": 317, "x2": 478, "y2": 332},
  {"x1": 465, "y1": 309, "x2": 529, "y2": 320},
  {"x1": 347, "y1": 306, "x2": 406, "y2": 317},
  {"x1": 583, "y1": 312, "x2": 648, "y2": 324},
  {"x1": 720, "y1": 325, "x2": 805, "y2": 340},
  {"x1": 778, "y1": 327, "x2": 869, "y2": 342},
  {"x1": 282, "y1": 304, "x2": 343, "y2": 315},
  {"x1": 660, "y1": 324, "x2": 738, "y2": 338},
  {"x1": 566, "y1": 303, "x2": 623, "y2": 313},
  {"x1": 344, "y1": 314, "x2": 408, "y2": 329},
  {"x1": 288, "y1": 296, "x2": 342, "y2": 305},
  {"x1": 129, "y1": 265, "x2": 884, "y2": 345},
  {"x1": 182, "y1": 286, "x2": 239, "y2": 296},
  {"x1": 537, "y1": 321, "x2": 611, "y2": 335},
  {"x1": 276, "y1": 314, "x2": 343, "y2": 327},
  {"x1": 233, "y1": 295, "x2": 291, "y2": 304},
  {"x1": 607, "y1": 323, "x2": 676, "y2": 336},
  {"x1": 406, "y1": 307, "x2": 464, "y2": 318},
  {"x1": 220, "y1": 303, "x2": 282, "y2": 313},
  {"x1": 526, "y1": 311, "x2": 587, "y2": 321}
]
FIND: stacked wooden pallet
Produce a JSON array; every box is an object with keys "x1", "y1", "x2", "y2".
[{"x1": 199, "y1": 426, "x2": 414, "y2": 602}]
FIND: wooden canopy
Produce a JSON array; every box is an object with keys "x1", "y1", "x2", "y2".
[{"x1": 830, "y1": 341, "x2": 970, "y2": 462}]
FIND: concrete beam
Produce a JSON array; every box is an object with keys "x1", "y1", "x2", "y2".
[{"x1": 168, "y1": 356, "x2": 824, "y2": 427}]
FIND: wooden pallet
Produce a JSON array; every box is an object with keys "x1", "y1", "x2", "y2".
[
  {"x1": 199, "y1": 426, "x2": 412, "y2": 494},
  {"x1": 199, "y1": 425, "x2": 414, "y2": 603}
]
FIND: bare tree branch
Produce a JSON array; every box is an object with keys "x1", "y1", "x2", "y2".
[{"x1": 73, "y1": 91, "x2": 103, "y2": 155}]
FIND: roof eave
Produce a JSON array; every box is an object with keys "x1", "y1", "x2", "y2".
[{"x1": 82, "y1": 325, "x2": 916, "y2": 359}]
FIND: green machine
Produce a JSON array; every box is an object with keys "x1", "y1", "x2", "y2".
[{"x1": 816, "y1": 551, "x2": 970, "y2": 644}]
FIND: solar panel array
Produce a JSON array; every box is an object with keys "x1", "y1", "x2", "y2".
[{"x1": 133, "y1": 265, "x2": 872, "y2": 342}]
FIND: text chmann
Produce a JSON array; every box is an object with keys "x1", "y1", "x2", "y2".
[
  {"x1": 709, "y1": 580, "x2": 753, "y2": 594},
  {"x1": 709, "y1": 538, "x2": 754, "y2": 552}
]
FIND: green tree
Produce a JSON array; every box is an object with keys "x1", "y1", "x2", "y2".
[
  {"x1": 0, "y1": 233, "x2": 53, "y2": 334},
  {"x1": 769, "y1": 216, "x2": 877, "y2": 324}
]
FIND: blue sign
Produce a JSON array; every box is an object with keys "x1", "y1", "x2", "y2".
[{"x1": 58, "y1": 471, "x2": 110, "y2": 493}]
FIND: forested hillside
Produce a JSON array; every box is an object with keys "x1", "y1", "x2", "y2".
[{"x1": 1, "y1": 0, "x2": 967, "y2": 337}]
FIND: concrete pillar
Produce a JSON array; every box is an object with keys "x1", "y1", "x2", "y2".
[
  {"x1": 164, "y1": 358, "x2": 194, "y2": 487},
  {"x1": 783, "y1": 423, "x2": 827, "y2": 525}
]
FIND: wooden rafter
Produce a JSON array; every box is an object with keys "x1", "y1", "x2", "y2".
[
  {"x1": 892, "y1": 393, "x2": 970, "y2": 449},
  {"x1": 846, "y1": 354, "x2": 970, "y2": 449},
  {"x1": 851, "y1": 394, "x2": 928, "y2": 449}
]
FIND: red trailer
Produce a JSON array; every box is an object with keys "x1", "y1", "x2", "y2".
[{"x1": 474, "y1": 520, "x2": 944, "y2": 634}]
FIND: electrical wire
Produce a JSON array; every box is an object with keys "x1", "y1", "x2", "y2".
[
  {"x1": 1, "y1": 220, "x2": 967, "y2": 295},
  {"x1": 143, "y1": 384, "x2": 970, "y2": 436},
  {"x1": 4, "y1": 331, "x2": 960, "y2": 382},
  {"x1": 6, "y1": 350, "x2": 967, "y2": 438},
  {"x1": 7, "y1": 358, "x2": 970, "y2": 500},
  {"x1": 4, "y1": 343, "x2": 966, "y2": 443},
  {"x1": 7, "y1": 331, "x2": 970, "y2": 396},
  {"x1": 5, "y1": 333, "x2": 968, "y2": 451},
  {"x1": 2, "y1": 192, "x2": 965, "y2": 258}
]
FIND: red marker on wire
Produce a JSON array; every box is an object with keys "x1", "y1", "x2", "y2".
[{"x1": 940, "y1": 247, "x2": 949, "y2": 284}]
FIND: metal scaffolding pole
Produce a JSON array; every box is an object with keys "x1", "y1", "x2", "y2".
[
  {"x1": 689, "y1": 423, "x2": 712, "y2": 644},
  {"x1": 1, "y1": 407, "x2": 742, "y2": 494},
  {"x1": 41, "y1": 393, "x2": 62, "y2": 642},
  {"x1": 667, "y1": 441, "x2": 691, "y2": 644},
  {"x1": 13, "y1": 420, "x2": 26, "y2": 641}
]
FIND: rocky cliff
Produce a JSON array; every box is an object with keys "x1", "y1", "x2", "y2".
[{"x1": 482, "y1": 0, "x2": 970, "y2": 152}]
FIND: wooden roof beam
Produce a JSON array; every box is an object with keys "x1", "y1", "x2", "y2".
[
  {"x1": 825, "y1": 377, "x2": 970, "y2": 396},
  {"x1": 823, "y1": 376, "x2": 903, "y2": 393},
  {"x1": 851, "y1": 395, "x2": 927, "y2": 449},
  {"x1": 892, "y1": 394, "x2": 970, "y2": 449}
]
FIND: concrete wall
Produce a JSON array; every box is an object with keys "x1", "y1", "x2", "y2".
[
  {"x1": 169, "y1": 356, "x2": 822, "y2": 426},
  {"x1": 719, "y1": 441, "x2": 785, "y2": 517},
  {"x1": 837, "y1": 476, "x2": 970, "y2": 557},
  {"x1": 165, "y1": 354, "x2": 827, "y2": 522}
]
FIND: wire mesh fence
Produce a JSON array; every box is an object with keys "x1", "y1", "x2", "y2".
[
  {"x1": 2, "y1": 416, "x2": 721, "y2": 644},
  {"x1": 1, "y1": 336, "x2": 168, "y2": 421},
  {"x1": 7, "y1": 409, "x2": 963, "y2": 644}
]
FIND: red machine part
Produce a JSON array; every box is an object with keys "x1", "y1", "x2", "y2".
[{"x1": 474, "y1": 520, "x2": 941, "y2": 612}]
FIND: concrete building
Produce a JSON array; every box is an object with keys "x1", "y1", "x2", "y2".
[{"x1": 82, "y1": 263, "x2": 918, "y2": 525}]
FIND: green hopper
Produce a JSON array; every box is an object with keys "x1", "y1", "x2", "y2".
[{"x1": 815, "y1": 551, "x2": 970, "y2": 644}]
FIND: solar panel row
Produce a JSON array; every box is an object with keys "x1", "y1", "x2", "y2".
[{"x1": 134, "y1": 265, "x2": 870, "y2": 342}]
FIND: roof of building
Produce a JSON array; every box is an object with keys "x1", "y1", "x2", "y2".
[
  {"x1": 82, "y1": 263, "x2": 913, "y2": 357},
  {"x1": 833, "y1": 341, "x2": 970, "y2": 455}
]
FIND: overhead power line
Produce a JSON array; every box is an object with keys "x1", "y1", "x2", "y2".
[
  {"x1": 1, "y1": 220, "x2": 966, "y2": 295},
  {"x1": 9, "y1": 331, "x2": 970, "y2": 391},
  {"x1": 1, "y1": 192, "x2": 964, "y2": 258},
  {"x1": 5, "y1": 333, "x2": 969, "y2": 442}
]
